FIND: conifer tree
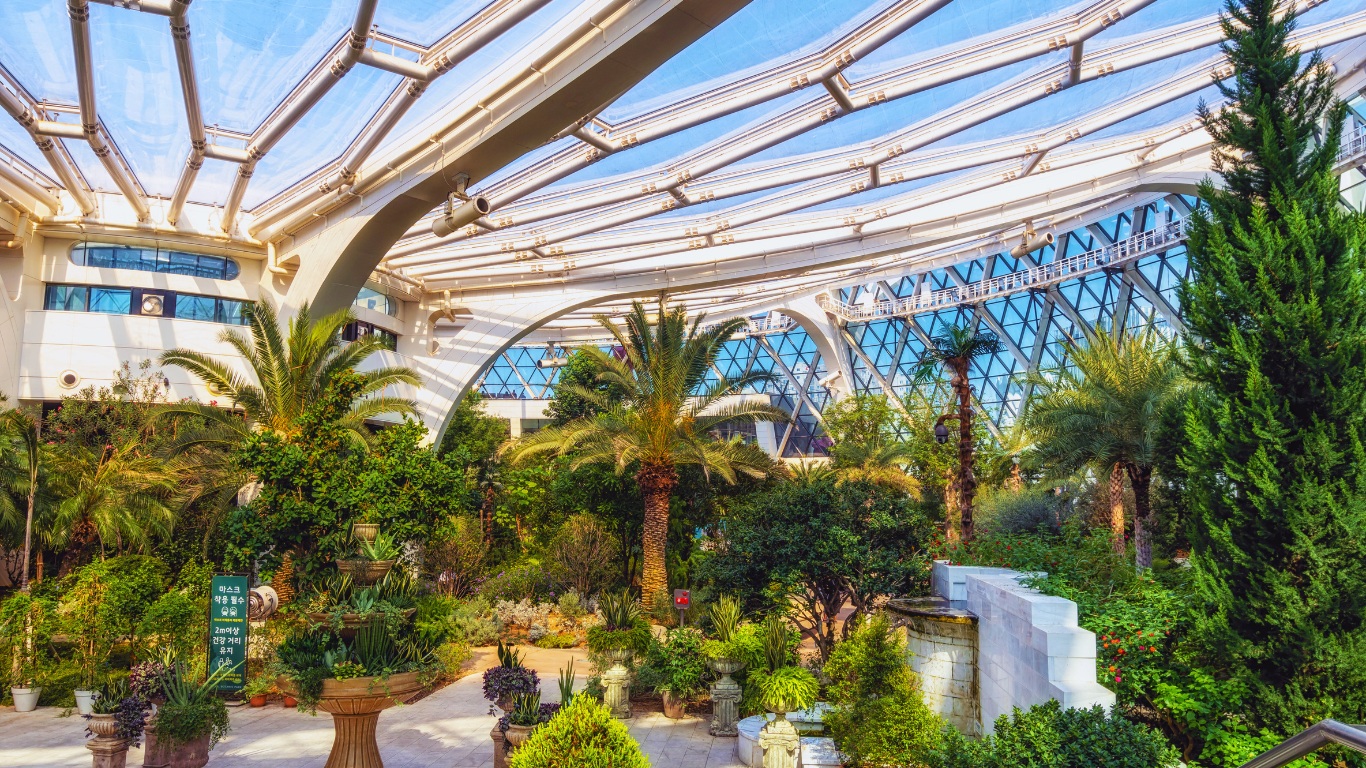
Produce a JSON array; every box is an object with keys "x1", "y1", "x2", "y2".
[{"x1": 1180, "y1": 0, "x2": 1366, "y2": 731}]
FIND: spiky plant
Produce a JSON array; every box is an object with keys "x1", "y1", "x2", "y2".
[
  {"x1": 503, "y1": 297, "x2": 788, "y2": 604},
  {"x1": 1020, "y1": 326, "x2": 1185, "y2": 567}
]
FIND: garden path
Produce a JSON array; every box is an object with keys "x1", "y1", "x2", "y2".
[{"x1": 0, "y1": 648, "x2": 743, "y2": 768}]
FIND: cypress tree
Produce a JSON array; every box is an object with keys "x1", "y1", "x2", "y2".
[{"x1": 1180, "y1": 0, "x2": 1366, "y2": 731}]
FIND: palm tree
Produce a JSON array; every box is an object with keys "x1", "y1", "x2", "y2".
[
  {"x1": 158, "y1": 299, "x2": 420, "y2": 446},
  {"x1": 822, "y1": 393, "x2": 919, "y2": 495},
  {"x1": 0, "y1": 408, "x2": 44, "y2": 588},
  {"x1": 47, "y1": 441, "x2": 176, "y2": 576},
  {"x1": 918, "y1": 324, "x2": 1003, "y2": 542},
  {"x1": 830, "y1": 441, "x2": 920, "y2": 496},
  {"x1": 1020, "y1": 326, "x2": 1185, "y2": 568},
  {"x1": 503, "y1": 297, "x2": 788, "y2": 603}
]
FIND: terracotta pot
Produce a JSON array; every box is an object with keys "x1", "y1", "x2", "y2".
[
  {"x1": 87, "y1": 713, "x2": 119, "y2": 738},
  {"x1": 351, "y1": 523, "x2": 379, "y2": 544},
  {"x1": 335, "y1": 559, "x2": 395, "y2": 585},
  {"x1": 496, "y1": 696, "x2": 515, "y2": 713},
  {"x1": 249, "y1": 695, "x2": 267, "y2": 707},
  {"x1": 280, "y1": 672, "x2": 425, "y2": 768},
  {"x1": 504, "y1": 723, "x2": 535, "y2": 750},
  {"x1": 662, "y1": 690, "x2": 687, "y2": 719},
  {"x1": 282, "y1": 695, "x2": 298, "y2": 708},
  {"x1": 143, "y1": 729, "x2": 210, "y2": 768}
]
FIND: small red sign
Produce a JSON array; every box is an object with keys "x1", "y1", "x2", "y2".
[{"x1": 673, "y1": 589, "x2": 690, "y2": 608}]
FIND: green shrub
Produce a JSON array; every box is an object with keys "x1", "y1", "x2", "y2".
[
  {"x1": 976, "y1": 487, "x2": 1075, "y2": 535},
  {"x1": 508, "y1": 695, "x2": 650, "y2": 768},
  {"x1": 479, "y1": 563, "x2": 554, "y2": 603},
  {"x1": 642, "y1": 628, "x2": 707, "y2": 698},
  {"x1": 827, "y1": 687, "x2": 944, "y2": 768},
  {"x1": 534, "y1": 632, "x2": 576, "y2": 649},
  {"x1": 137, "y1": 591, "x2": 205, "y2": 661},
  {"x1": 557, "y1": 590, "x2": 588, "y2": 619},
  {"x1": 751, "y1": 666, "x2": 819, "y2": 713},
  {"x1": 823, "y1": 613, "x2": 909, "y2": 706},
  {"x1": 986, "y1": 701, "x2": 1180, "y2": 768}
]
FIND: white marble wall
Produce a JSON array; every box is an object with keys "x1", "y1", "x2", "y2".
[
  {"x1": 903, "y1": 613, "x2": 980, "y2": 734},
  {"x1": 930, "y1": 561, "x2": 1115, "y2": 733}
]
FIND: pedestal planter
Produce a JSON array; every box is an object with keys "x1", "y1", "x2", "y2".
[
  {"x1": 283, "y1": 671, "x2": 424, "y2": 768},
  {"x1": 142, "y1": 727, "x2": 210, "y2": 768},
  {"x1": 351, "y1": 523, "x2": 379, "y2": 544},
  {"x1": 75, "y1": 689, "x2": 95, "y2": 715},
  {"x1": 86, "y1": 714, "x2": 131, "y2": 768},
  {"x1": 504, "y1": 723, "x2": 535, "y2": 750},
  {"x1": 306, "y1": 609, "x2": 416, "y2": 640},
  {"x1": 662, "y1": 691, "x2": 687, "y2": 719},
  {"x1": 601, "y1": 649, "x2": 633, "y2": 720},
  {"x1": 335, "y1": 559, "x2": 395, "y2": 586},
  {"x1": 11, "y1": 686, "x2": 41, "y2": 712},
  {"x1": 708, "y1": 658, "x2": 743, "y2": 736},
  {"x1": 757, "y1": 714, "x2": 800, "y2": 768}
]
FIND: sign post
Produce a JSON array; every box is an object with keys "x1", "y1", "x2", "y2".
[
  {"x1": 673, "y1": 589, "x2": 690, "y2": 628},
  {"x1": 208, "y1": 573, "x2": 249, "y2": 693}
]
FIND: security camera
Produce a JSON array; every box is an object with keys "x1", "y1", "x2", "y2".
[
  {"x1": 1009, "y1": 226, "x2": 1055, "y2": 258},
  {"x1": 431, "y1": 194, "x2": 492, "y2": 238},
  {"x1": 817, "y1": 370, "x2": 843, "y2": 387}
]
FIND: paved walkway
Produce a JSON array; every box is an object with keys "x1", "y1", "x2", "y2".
[{"x1": 0, "y1": 648, "x2": 743, "y2": 768}]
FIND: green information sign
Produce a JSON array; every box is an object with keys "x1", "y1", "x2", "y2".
[{"x1": 208, "y1": 574, "x2": 248, "y2": 692}]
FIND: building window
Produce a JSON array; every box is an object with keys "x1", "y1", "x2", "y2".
[
  {"x1": 342, "y1": 320, "x2": 398, "y2": 351},
  {"x1": 70, "y1": 242, "x2": 241, "y2": 280},
  {"x1": 45, "y1": 283, "x2": 249, "y2": 326},
  {"x1": 353, "y1": 287, "x2": 397, "y2": 316}
]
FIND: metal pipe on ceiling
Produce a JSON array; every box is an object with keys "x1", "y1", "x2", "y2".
[
  {"x1": 166, "y1": 0, "x2": 204, "y2": 225},
  {"x1": 67, "y1": 0, "x2": 151, "y2": 221},
  {"x1": 0, "y1": 161, "x2": 60, "y2": 213},
  {"x1": 0, "y1": 76, "x2": 96, "y2": 214}
]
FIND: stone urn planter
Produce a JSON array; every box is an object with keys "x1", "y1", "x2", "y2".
[
  {"x1": 758, "y1": 712, "x2": 801, "y2": 768},
  {"x1": 335, "y1": 559, "x2": 396, "y2": 586},
  {"x1": 351, "y1": 523, "x2": 379, "y2": 544},
  {"x1": 280, "y1": 671, "x2": 424, "y2": 768},
  {"x1": 504, "y1": 723, "x2": 535, "y2": 750},
  {"x1": 661, "y1": 691, "x2": 687, "y2": 719},
  {"x1": 11, "y1": 685, "x2": 41, "y2": 712},
  {"x1": 86, "y1": 713, "x2": 130, "y2": 768},
  {"x1": 306, "y1": 609, "x2": 416, "y2": 640},
  {"x1": 708, "y1": 658, "x2": 743, "y2": 736},
  {"x1": 601, "y1": 648, "x2": 633, "y2": 720}
]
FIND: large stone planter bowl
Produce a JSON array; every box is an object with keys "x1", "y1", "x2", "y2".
[
  {"x1": 335, "y1": 559, "x2": 395, "y2": 585},
  {"x1": 504, "y1": 723, "x2": 535, "y2": 750},
  {"x1": 708, "y1": 658, "x2": 744, "y2": 676},
  {"x1": 305, "y1": 609, "x2": 416, "y2": 639},
  {"x1": 281, "y1": 671, "x2": 425, "y2": 768},
  {"x1": 87, "y1": 713, "x2": 119, "y2": 738}
]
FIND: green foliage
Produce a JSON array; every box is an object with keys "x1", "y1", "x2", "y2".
[
  {"x1": 136, "y1": 590, "x2": 205, "y2": 662},
  {"x1": 424, "y1": 514, "x2": 488, "y2": 598},
  {"x1": 984, "y1": 701, "x2": 1180, "y2": 768},
  {"x1": 535, "y1": 632, "x2": 576, "y2": 649},
  {"x1": 0, "y1": 591, "x2": 56, "y2": 687},
  {"x1": 558, "y1": 660, "x2": 576, "y2": 705},
  {"x1": 510, "y1": 691, "x2": 543, "y2": 726},
  {"x1": 156, "y1": 662, "x2": 235, "y2": 748},
  {"x1": 700, "y1": 476, "x2": 933, "y2": 659},
  {"x1": 548, "y1": 514, "x2": 620, "y2": 598},
  {"x1": 508, "y1": 694, "x2": 651, "y2": 768},
  {"x1": 643, "y1": 628, "x2": 707, "y2": 698},
  {"x1": 498, "y1": 640, "x2": 525, "y2": 669},
  {"x1": 826, "y1": 684, "x2": 943, "y2": 768},
  {"x1": 701, "y1": 622, "x2": 765, "y2": 669},
  {"x1": 598, "y1": 590, "x2": 640, "y2": 631},
  {"x1": 545, "y1": 349, "x2": 628, "y2": 425},
  {"x1": 586, "y1": 619, "x2": 652, "y2": 655},
  {"x1": 751, "y1": 665, "x2": 819, "y2": 713},
  {"x1": 478, "y1": 563, "x2": 555, "y2": 603},
  {"x1": 557, "y1": 590, "x2": 588, "y2": 619},
  {"x1": 820, "y1": 394, "x2": 919, "y2": 494},
  {"x1": 823, "y1": 613, "x2": 909, "y2": 706},
  {"x1": 61, "y1": 556, "x2": 167, "y2": 686},
  {"x1": 709, "y1": 594, "x2": 742, "y2": 642},
  {"x1": 975, "y1": 486, "x2": 1075, "y2": 536},
  {"x1": 1179, "y1": 0, "x2": 1366, "y2": 733},
  {"x1": 357, "y1": 532, "x2": 401, "y2": 562}
]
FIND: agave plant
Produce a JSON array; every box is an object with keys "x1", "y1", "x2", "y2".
[
  {"x1": 709, "y1": 595, "x2": 743, "y2": 644},
  {"x1": 599, "y1": 590, "x2": 641, "y2": 631}
]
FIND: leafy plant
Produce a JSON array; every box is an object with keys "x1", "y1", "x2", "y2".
[
  {"x1": 534, "y1": 632, "x2": 575, "y2": 649},
  {"x1": 331, "y1": 661, "x2": 366, "y2": 681},
  {"x1": 598, "y1": 590, "x2": 640, "y2": 631},
  {"x1": 483, "y1": 665, "x2": 539, "y2": 704},
  {"x1": 985, "y1": 701, "x2": 1180, "y2": 768},
  {"x1": 509, "y1": 691, "x2": 544, "y2": 727},
  {"x1": 558, "y1": 661, "x2": 576, "y2": 706},
  {"x1": 709, "y1": 595, "x2": 742, "y2": 644},
  {"x1": 86, "y1": 678, "x2": 149, "y2": 747},
  {"x1": 358, "y1": 532, "x2": 401, "y2": 562},
  {"x1": 823, "y1": 613, "x2": 909, "y2": 706},
  {"x1": 646, "y1": 628, "x2": 707, "y2": 699},
  {"x1": 155, "y1": 661, "x2": 235, "y2": 748},
  {"x1": 507, "y1": 695, "x2": 650, "y2": 768},
  {"x1": 752, "y1": 665, "x2": 819, "y2": 714},
  {"x1": 761, "y1": 614, "x2": 791, "y2": 674},
  {"x1": 498, "y1": 640, "x2": 525, "y2": 669}
]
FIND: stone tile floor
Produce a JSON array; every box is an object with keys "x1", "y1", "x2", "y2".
[{"x1": 0, "y1": 648, "x2": 744, "y2": 768}]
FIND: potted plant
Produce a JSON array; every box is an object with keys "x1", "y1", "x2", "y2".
[
  {"x1": 483, "y1": 642, "x2": 539, "y2": 713},
  {"x1": 504, "y1": 691, "x2": 543, "y2": 749},
  {"x1": 274, "y1": 618, "x2": 438, "y2": 768},
  {"x1": 0, "y1": 592, "x2": 54, "y2": 713},
  {"x1": 649, "y1": 628, "x2": 706, "y2": 719},
  {"x1": 702, "y1": 596, "x2": 761, "y2": 736},
  {"x1": 751, "y1": 616, "x2": 819, "y2": 768},
  {"x1": 84, "y1": 678, "x2": 147, "y2": 748},
  {"x1": 305, "y1": 570, "x2": 419, "y2": 638},
  {"x1": 337, "y1": 532, "x2": 401, "y2": 585},
  {"x1": 143, "y1": 661, "x2": 235, "y2": 768},
  {"x1": 242, "y1": 673, "x2": 274, "y2": 707},
  {"x1": 586, "y1": 591, "x2": 648, "y2": 720}
]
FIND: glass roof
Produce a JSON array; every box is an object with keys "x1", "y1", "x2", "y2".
[{"x1": 1, "y1": 0, "x2": 1364, "y2": 309}]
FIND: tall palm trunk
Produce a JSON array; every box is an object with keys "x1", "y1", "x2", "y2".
[
  {"x1": 637, "y1": 460, "x2": 678, "y2": 606},
  {"x1": 1126, "y1": 463, "x2": 1154, "y2": 568},
  {"x1": 950, "y1": 361, "x2": 978, "y2": 542},
  {"x1": 1109, "y1": 462, "x2": 1126, "y2": 555},
  {"x1": 59, "y1": 517, "x2": 97, "y2": 578},
  {"x1": 21, "y1": 480, "x2": 35, "y2": 591}
]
